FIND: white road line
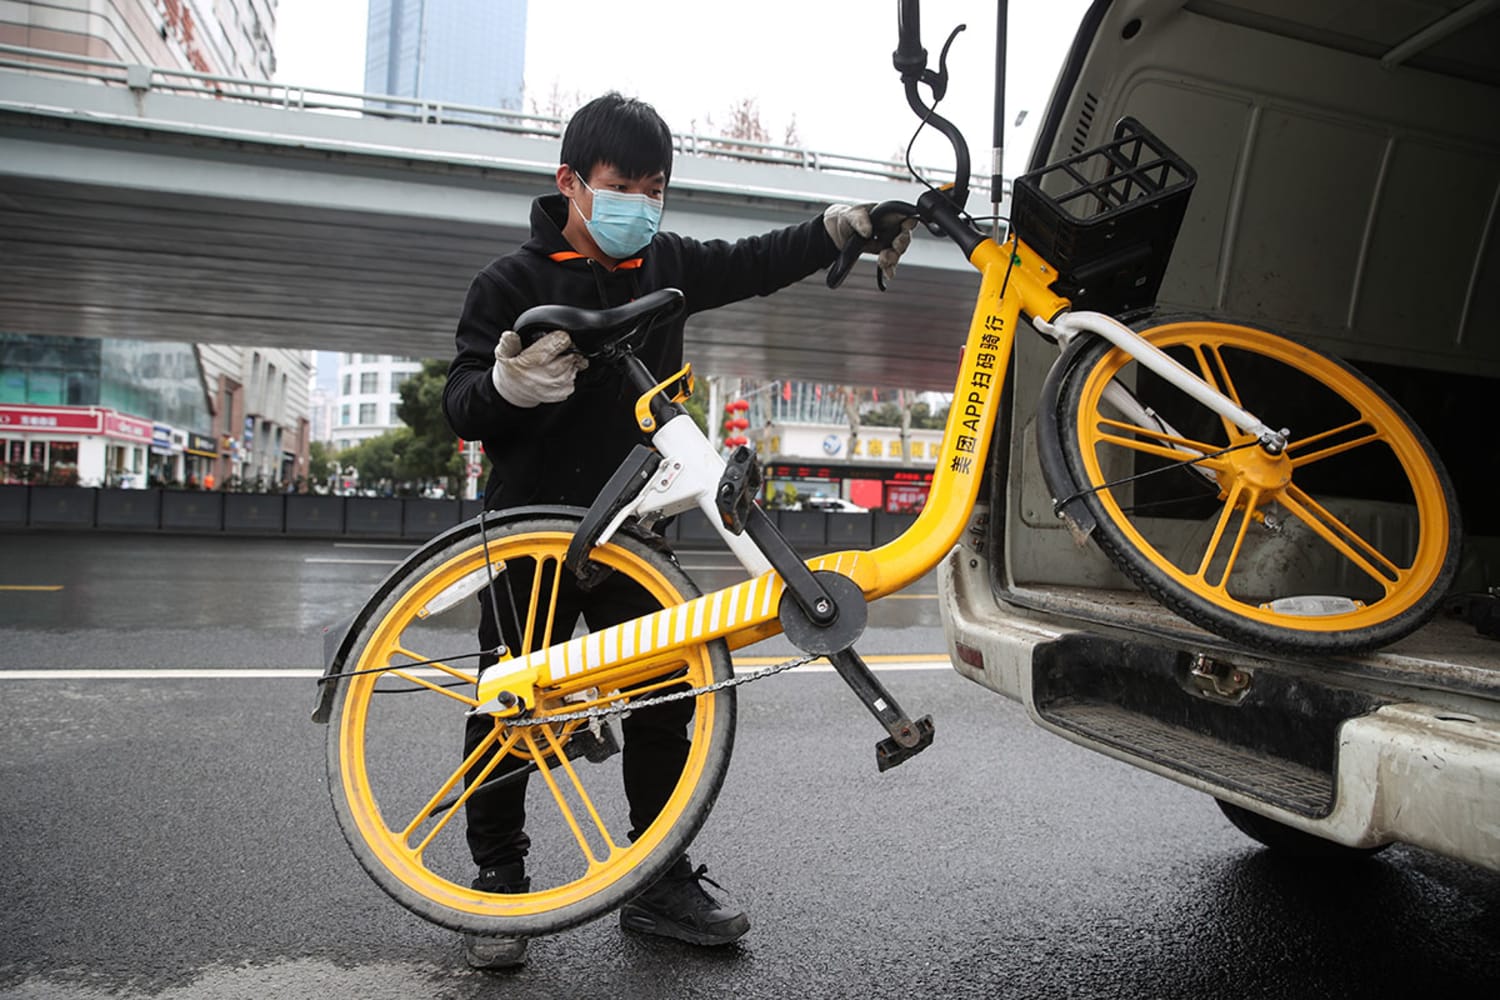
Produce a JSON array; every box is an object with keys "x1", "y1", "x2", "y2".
[
  {"x1": 0, "y1": 658, "x2": 952, "y2": 681},
  {"x1": 304, "y1": 558, "x2": 404, "y2": 565},
  {"x1": 333, "y1": 543, "x2": 414, "y2": 550}
]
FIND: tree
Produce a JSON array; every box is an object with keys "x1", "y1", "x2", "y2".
[
  {"x1": 722, "y1": 97, "x2": 771, "y2": 145},
  {"x1": 396, "y1": 359, "x2": 468, "y2": 488},
  {"x1": 341, "y1": 427, "x2": 414, "y2": 488},
  {"x1": 309, "y1": 440, "x2": 333, "y2": 483},
  {"x1": 530, "y1": 82, "x2": 587, "y2": 125}
]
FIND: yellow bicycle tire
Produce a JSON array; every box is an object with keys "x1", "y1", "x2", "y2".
[
  {"x1": 1055, "y1": 316, "x2": 1461, "y2": 654},
  {"x1": 325, "y1": 515, "x2": 736, "y2": 936}
]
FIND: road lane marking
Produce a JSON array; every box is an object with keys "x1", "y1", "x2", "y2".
[
  {"x1": 0, "y1": 655, "x2": 952, "y2": 681},
  {"x1": 333, "y1": 543, "x2": 413, "y2": 550},
  {"x1": 0, "y1": 585, "x2": 63, "y2": 591},
  {"x1": 305, "y1": 558, "x2": 404, "y2": 565}
]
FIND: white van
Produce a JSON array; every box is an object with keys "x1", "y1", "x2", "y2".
[{"x1": 939, "y1": 0, "x2": 1500, "y2": 867}]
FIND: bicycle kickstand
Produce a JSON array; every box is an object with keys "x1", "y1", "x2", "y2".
[{"x1": 826, "y1": 647, "x2": 935, "y2": 772}]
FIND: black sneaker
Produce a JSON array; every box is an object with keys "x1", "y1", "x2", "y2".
[
  {"x1": 619, "y1": 855, "x2": 750, "y2": 946},
  {"x1": 462, "y1": 863, "x2": 529, "y2": 970}
]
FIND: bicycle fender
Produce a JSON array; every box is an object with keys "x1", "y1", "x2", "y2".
[
  {"x1": 310, "y1": 503, "x2": 588, "y2": 724},
  {"x1": 1035, "y1": 334, "x2": 1099, "y2": 540},
  {"x1": 565, "y1": 444, "x2": 662, "y2": 586}
]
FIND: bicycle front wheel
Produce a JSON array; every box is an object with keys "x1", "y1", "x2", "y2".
[
  {"x1": 1053, "y1": 316, "x2": 1460, "y2": 654},
  {"x1": 325, "y1": 516, "x2": 736, "y2": 937}
]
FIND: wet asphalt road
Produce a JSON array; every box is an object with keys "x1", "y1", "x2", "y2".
[{"x1": 1, "y1": 532, "x2": 1498, "y2": 999}]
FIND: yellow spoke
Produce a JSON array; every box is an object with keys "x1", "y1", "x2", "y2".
[
  {"x1": 524, "y1": 730, "x2": 604, "y2": 867},
  {"x1": 392, "y1": 644, "x2": 477, "y2": 686},
  {"x1": 1287, "y1": 420, "x2": 1383, "y2": 468},
  {"x1": 1095, "y1": 417, "x2": 1227, "y2": 468},
  {"x1": 1193, "y1": 482, "x2": 1257, "y2": 588},
  {"x1": 386, "y1": 668, "x2": 482, "y2": 707},
  {"x1": 1280, "y1": 486, "x2": 1401, "y2": 590},
  {"x1": 538, "y1": 723, "x2": 620, "y2": 859},
  {"x1": 401, "y1": 724, "x2": 522, "y2": 853},
  {"x1": 1187, "y1": 342, "x2": 1244, "y2": 442}
]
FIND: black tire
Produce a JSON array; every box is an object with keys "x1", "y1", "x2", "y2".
[
  {"x1": 325, "y1": 515, "x2": 736, "y2": 937},
  {"x1": 1216, "y1": 798, "x2": 1389, "y2": 859},
  {"x1": 1052, "y1": 315, "x2": 1461, "y2": 655}
]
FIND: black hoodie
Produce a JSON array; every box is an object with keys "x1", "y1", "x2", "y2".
[{"x1": 443, "y1": 193, "x2": 839, "y2": 509}]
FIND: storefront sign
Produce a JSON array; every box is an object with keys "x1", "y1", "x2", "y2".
[
  {"x1": 104, "y1": 412, "x2": 153, "y2": 443},
  {"x1": 186, "y1": 432, "x2": 217, "y2": 458},
  {"x1": 0, "y1": 405, "x2": 103, "y2": 433},
  {"x1": 151, "y1": 424, "x2": 175, "y2": 454}
]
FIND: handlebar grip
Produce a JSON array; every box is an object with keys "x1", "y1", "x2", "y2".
[
  {"x1": 826, "y1": 200, "x2": 921, "y2": 290},
  {"x1": 894, "y1": 0, "x2": 926, "y2": 78},
  {"x1": 826, "y1": 235, "x2": 865, "y2": 290}
]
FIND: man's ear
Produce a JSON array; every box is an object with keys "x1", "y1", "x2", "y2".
[{"x1": 556, "y1": 163, "x2": 580, "y2": 197}]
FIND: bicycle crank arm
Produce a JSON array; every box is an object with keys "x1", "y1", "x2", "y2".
[{"x1": 826, "y1": 648, "x2": 935, "y2": 772}]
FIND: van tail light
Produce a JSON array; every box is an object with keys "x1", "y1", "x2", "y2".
[{"x1": 954, "y1": 642, "x2": 985, "y2": 670}]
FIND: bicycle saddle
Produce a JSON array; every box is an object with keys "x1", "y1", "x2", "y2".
[{"x1": 514, "y1": 288, "x2": 686, "y2": 354}]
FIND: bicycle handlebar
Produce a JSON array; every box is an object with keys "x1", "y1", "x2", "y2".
[
  {"x1": 894, "y1": 0, "x2": 927, "y2": 81},
  {"x1": 826, "y1": 201, "x2": 921, "y2": 290},
  {"x1": 832, "y1": 3, "x2": 982, "y2": 290}
]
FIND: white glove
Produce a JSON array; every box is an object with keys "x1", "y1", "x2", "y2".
[
  {"x1": 823, "y1": 203, "x2": 918, "y2": 284},
  {"x1": 490, "y1": 329, "x2": 588, "y2": 407}
]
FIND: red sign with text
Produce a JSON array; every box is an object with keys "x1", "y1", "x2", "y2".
[{"x1": 0, "y1": 405, "x2": 103, "y2": 433}]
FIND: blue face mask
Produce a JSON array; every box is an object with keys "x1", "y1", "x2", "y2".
[{"x1": 576, "y1": 179, "x2": 663, "y2": 258}]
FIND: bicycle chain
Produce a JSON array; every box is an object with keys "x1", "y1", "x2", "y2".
[{"x1": 500, "y1": 651, "x2": 819, "y2": 728}]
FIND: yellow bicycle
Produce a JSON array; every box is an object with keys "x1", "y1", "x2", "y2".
[{"x1": 315, "y1": 0, "x2": 1459, "y2": 938}]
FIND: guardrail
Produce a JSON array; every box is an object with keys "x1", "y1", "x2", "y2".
[
  {"x1": 0, "y1": 485, "x2": 915, "y2": 550},
  {"x1": 0, "y1": 43, "x2": 989, "y2": 192}
]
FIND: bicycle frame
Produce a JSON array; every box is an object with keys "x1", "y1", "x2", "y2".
[{"x1": 467, "y1": 230, "x2": 1280, "y2": 718}]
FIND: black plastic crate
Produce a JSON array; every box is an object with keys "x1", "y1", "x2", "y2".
[{"x1": 1012, "y1": 116, "x2": 1196, "y2": 315}]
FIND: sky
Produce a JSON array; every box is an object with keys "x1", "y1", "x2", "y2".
[{"x1": 272, "y1": 0, "x2": 1093, "y2": 178}]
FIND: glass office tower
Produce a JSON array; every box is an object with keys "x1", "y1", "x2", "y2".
[{"x1": 364, "y1": 0, "x2": 527, "y2": 111}]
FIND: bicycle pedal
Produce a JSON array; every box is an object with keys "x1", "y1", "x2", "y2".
[
  {"x1": 565, "y1": 719, "x2": 621, "y2": 763},
  {"x1": 874, "y1": 715, "x2": 935, "y2": 772}
]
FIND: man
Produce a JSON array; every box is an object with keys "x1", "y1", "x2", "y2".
[{"x1": 443, "y1": 91, "x2": 912, "y2": 969}]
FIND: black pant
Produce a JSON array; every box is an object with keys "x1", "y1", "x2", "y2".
[{"x1": 463, "y1": 558, "x2": 694, "y2": 870}]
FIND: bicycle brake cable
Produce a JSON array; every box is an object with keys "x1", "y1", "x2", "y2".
[{"x1": 1051, "y1": 439, "x2": 1261, "y2": 518}]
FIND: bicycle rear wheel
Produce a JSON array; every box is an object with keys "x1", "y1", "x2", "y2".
[
  {"x1": 325, "y1": 516, "x2": 736, "y2": 937},
  {"x1": 1053, "y1": 315, "x2": 1460, "y2": 654}
]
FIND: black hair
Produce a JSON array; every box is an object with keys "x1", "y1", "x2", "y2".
[{"x1": 561, "y1": 92, "x2": 674, "y2": 185}]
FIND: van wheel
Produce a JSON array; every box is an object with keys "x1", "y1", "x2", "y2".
[{"x1": 1215, "y1": 799, "x2": 1390, "y2": 859}]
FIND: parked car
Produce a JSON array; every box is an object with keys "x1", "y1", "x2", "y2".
[{"x1": 799, "y1": 496, "x2": 868, "y2": 514}]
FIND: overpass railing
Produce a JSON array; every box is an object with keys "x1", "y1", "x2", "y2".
[{"x1": 0, "y1": 43, "x2": 987, "y2": 191}]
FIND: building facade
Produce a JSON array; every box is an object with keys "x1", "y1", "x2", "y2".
[
  {"x1": 1, "y1": 334, "x2": 218, "y2": 487},
  {"x1": 0, "y1": 0, "x2": 277, "y2": 78},
  {"x1": 364, "y1": 0, "x2": 526, "y2": 111},
  {"x1": 721, "y1": 379, "x2": 944, "y2": 514},
  {"x1": 332, "y1": 353, "x2": 421, "y2": 452},
  {"x1": 197, "y1": 344, "x2": 313, "y2": 487}
]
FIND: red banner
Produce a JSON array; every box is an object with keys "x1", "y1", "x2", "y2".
[
  {"x1": 103, "y1": 411, "x2": 153, "y2": 443},
  {"x1": 0, "y1": 405, "x2": 103, "y2": 434}
]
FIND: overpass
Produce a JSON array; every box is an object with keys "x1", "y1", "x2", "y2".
[{"x1": 0, "y1": 47, "x2": 988, "y2": 392}]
